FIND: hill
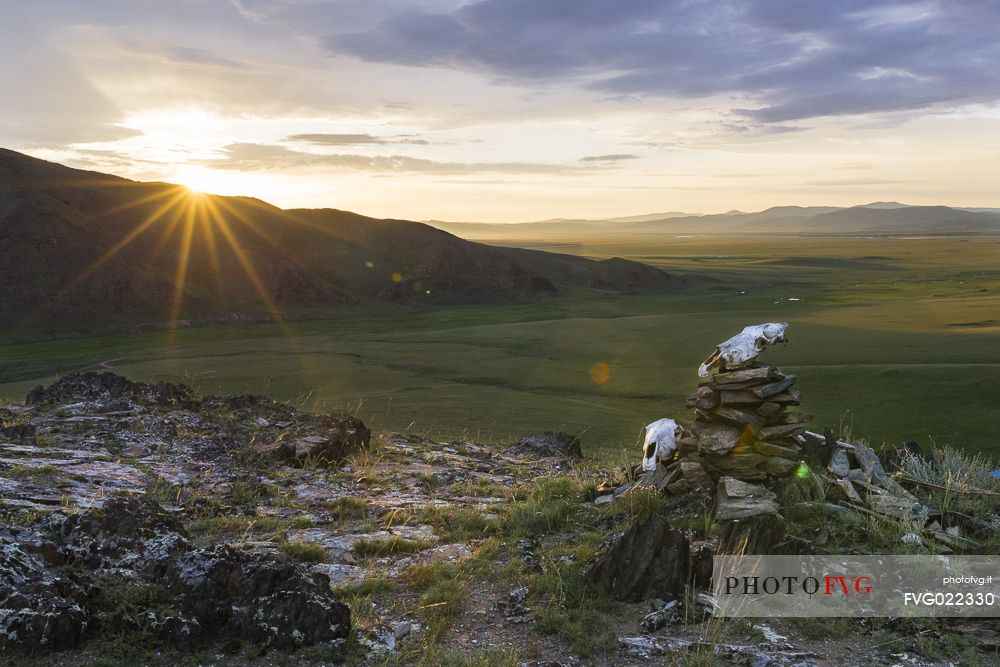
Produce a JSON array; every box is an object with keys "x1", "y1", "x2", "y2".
[{"x1": 0, "y1": 148, "x2": 692, "y2": 335}]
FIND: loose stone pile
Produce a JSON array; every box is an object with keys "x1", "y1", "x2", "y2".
[
  {"x1": 684, "y1": 363, "x2": 812, "y2": 481},
  {"x1": 815, "y1": 436, "x2": 992, "y2": 552}
]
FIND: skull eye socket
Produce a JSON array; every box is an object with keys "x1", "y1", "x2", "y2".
[{"x1": 644, "y1": 442, "x2": 656, "y2": 459}]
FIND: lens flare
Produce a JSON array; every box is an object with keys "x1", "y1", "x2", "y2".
[{"x1": 590, "y1": 361, "x2": 611, "y2": 385}]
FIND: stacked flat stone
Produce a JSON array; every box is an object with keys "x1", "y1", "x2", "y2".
[{"x1": 683, "y1": 363, "x2": 812, "y2": 480}]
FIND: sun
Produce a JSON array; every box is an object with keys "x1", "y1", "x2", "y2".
[{"x1": 171, "y1": 164, "x2": 241, "y2": 196}]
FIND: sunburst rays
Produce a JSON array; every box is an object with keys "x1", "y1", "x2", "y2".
[
  {"x1": 41, "y1": 187, "x2": 191, "y2": 312},
  {"x1": 0, "y1": 161, "x2": 368, "y2": 409},
  {"x1": 16, "y1": 176, "x2": 345, "y2": 394},
  {"x1": 205, "y1": 198, "x2": 328, "y2": 391},
  {"x1": 27, "y1": 180, "x2": 303, "y2": 334},
  {"x1": 205, "y1": 199, "x2": 283, "y2": 320},
  {"x1": 197, "y1": 196, "x2": 225, "y2": 296},
  {"x1": 167, "y1": 194, "x2": 199, "y2": 325}
]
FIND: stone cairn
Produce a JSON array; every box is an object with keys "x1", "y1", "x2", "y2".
[
  {"x1": 617, "y1": 359, "x2": 814, "y2": 502},
  {"x1": 590, "y1": 359, "x2": 819, "y2": 598},
  {"x1": 590, "y1": 324, "x2": 991, "y2": 600},
  {"x1": 683, "y1": 362, "x2": 812, "y2": 481}
]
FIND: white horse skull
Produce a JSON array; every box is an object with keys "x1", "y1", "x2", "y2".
[
  {"x1": 698, "y1": 322, "x2": 789, "y2": 377},
  {"x1": 641, "y1": 418, "x2": 684, "y2": 471}
]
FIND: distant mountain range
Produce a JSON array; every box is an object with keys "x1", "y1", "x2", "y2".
[
  {"x1": 0, "y1": 149, "x2": 692, "y2": 335},
  {"x1": 427, "y1": 202, "x2": 1000, "y2": 240}
]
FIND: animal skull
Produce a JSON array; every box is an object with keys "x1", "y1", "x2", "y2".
[
  {"x1": 641, "y1": 418, "x2": 684, "y2": 471},
  {"x1": 698, "y1": 322, "x2": 789, "y2": 377}
]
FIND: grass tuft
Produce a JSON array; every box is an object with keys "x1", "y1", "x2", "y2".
[
  {"x1": 229, "y1": 478, "x2": 273, "y2": 505},
  {"x1": 279, "y1": 539, "x2": 327, "y2": 563},
  {"x1": 353, "y1": 536, "x2": 434, "y2": 558}
]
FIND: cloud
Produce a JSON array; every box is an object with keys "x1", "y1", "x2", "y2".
[
  {"x1": 579, "y1": 154, "x2": 637, "y2": 162},
  {"x1": 201, "y1": 142, "x2": 575, "y2": 174},
  {"x1": 166, "y1": 46, "x2": 250, "y2": 70},
  {"x1": 64, "y1": 148, "x2": 146, "y2": 169},
  {"x1": 286, "y1": 133, "x2": 430, "y2": 145},
  {"x1": 0, "y1": 5, "x2": 142, "y2": 145},
  {"x1": 804, "y1": 177, "x2": 900, "y2": 186},
  {"x1": 324, "y1": 0, "x2": 1000, "y2": 124}
]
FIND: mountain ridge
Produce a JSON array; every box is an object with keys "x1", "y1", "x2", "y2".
[{"x1": 427, "y1": 201, "x2": 1000, "y2": 240}]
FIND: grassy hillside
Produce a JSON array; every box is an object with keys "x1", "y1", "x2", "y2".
[{"x1": 0, "y1": 148, "x2": 689, "y2": 335}]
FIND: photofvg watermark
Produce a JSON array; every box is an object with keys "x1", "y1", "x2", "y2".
[{"x1": 712, "y1": 556, "x2": 999, "y2": 617}]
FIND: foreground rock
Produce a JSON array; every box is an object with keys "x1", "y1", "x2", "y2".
[
  {"x1": 0, "y1": 496, "x2": 350, "y2": 653},
  {"x1": 163, "y1": 543, "x2": 351, "y2": 648},
  {"x1": 255, "y1": 414, "x2": 371, "y2": 466},
  {"x1": 583, "y1": 515, "x2": 689, "y2": 602},
  {"x1": 26, "y1": 371, "x2": 193, "y2": 407},
  {"x1": 0, "y1": 535, "x2": 88, "y2": 651}
]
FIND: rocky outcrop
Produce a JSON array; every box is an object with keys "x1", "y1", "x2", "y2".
[
  {"x1": 0, "y1": 496, "x2": 350, "y2": 654},
  {"x1": 26, "y1": 371, "x2": 192, "y2": 407},
  {"x1": 0, "y1": 372, "x2": 589, "y2": 659},
  {"x1": 0, "y1": 372, "x2": 373, "y2": 514},
  {"x1": 44, "y1": 495, "x2": 191, "y2": 575}
]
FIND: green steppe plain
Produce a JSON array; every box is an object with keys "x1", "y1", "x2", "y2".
[{"x1": 2, "y1": 235, "x2": 999, "y2": 456}]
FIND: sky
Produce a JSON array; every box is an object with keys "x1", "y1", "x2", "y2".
[{"x1": 3, "y1": 0, "x2": 1000, "y2": 222}]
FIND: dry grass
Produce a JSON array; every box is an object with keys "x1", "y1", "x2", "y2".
[{"x1": 897, "y1": 445, "x2": 1000, "y2": 516}]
